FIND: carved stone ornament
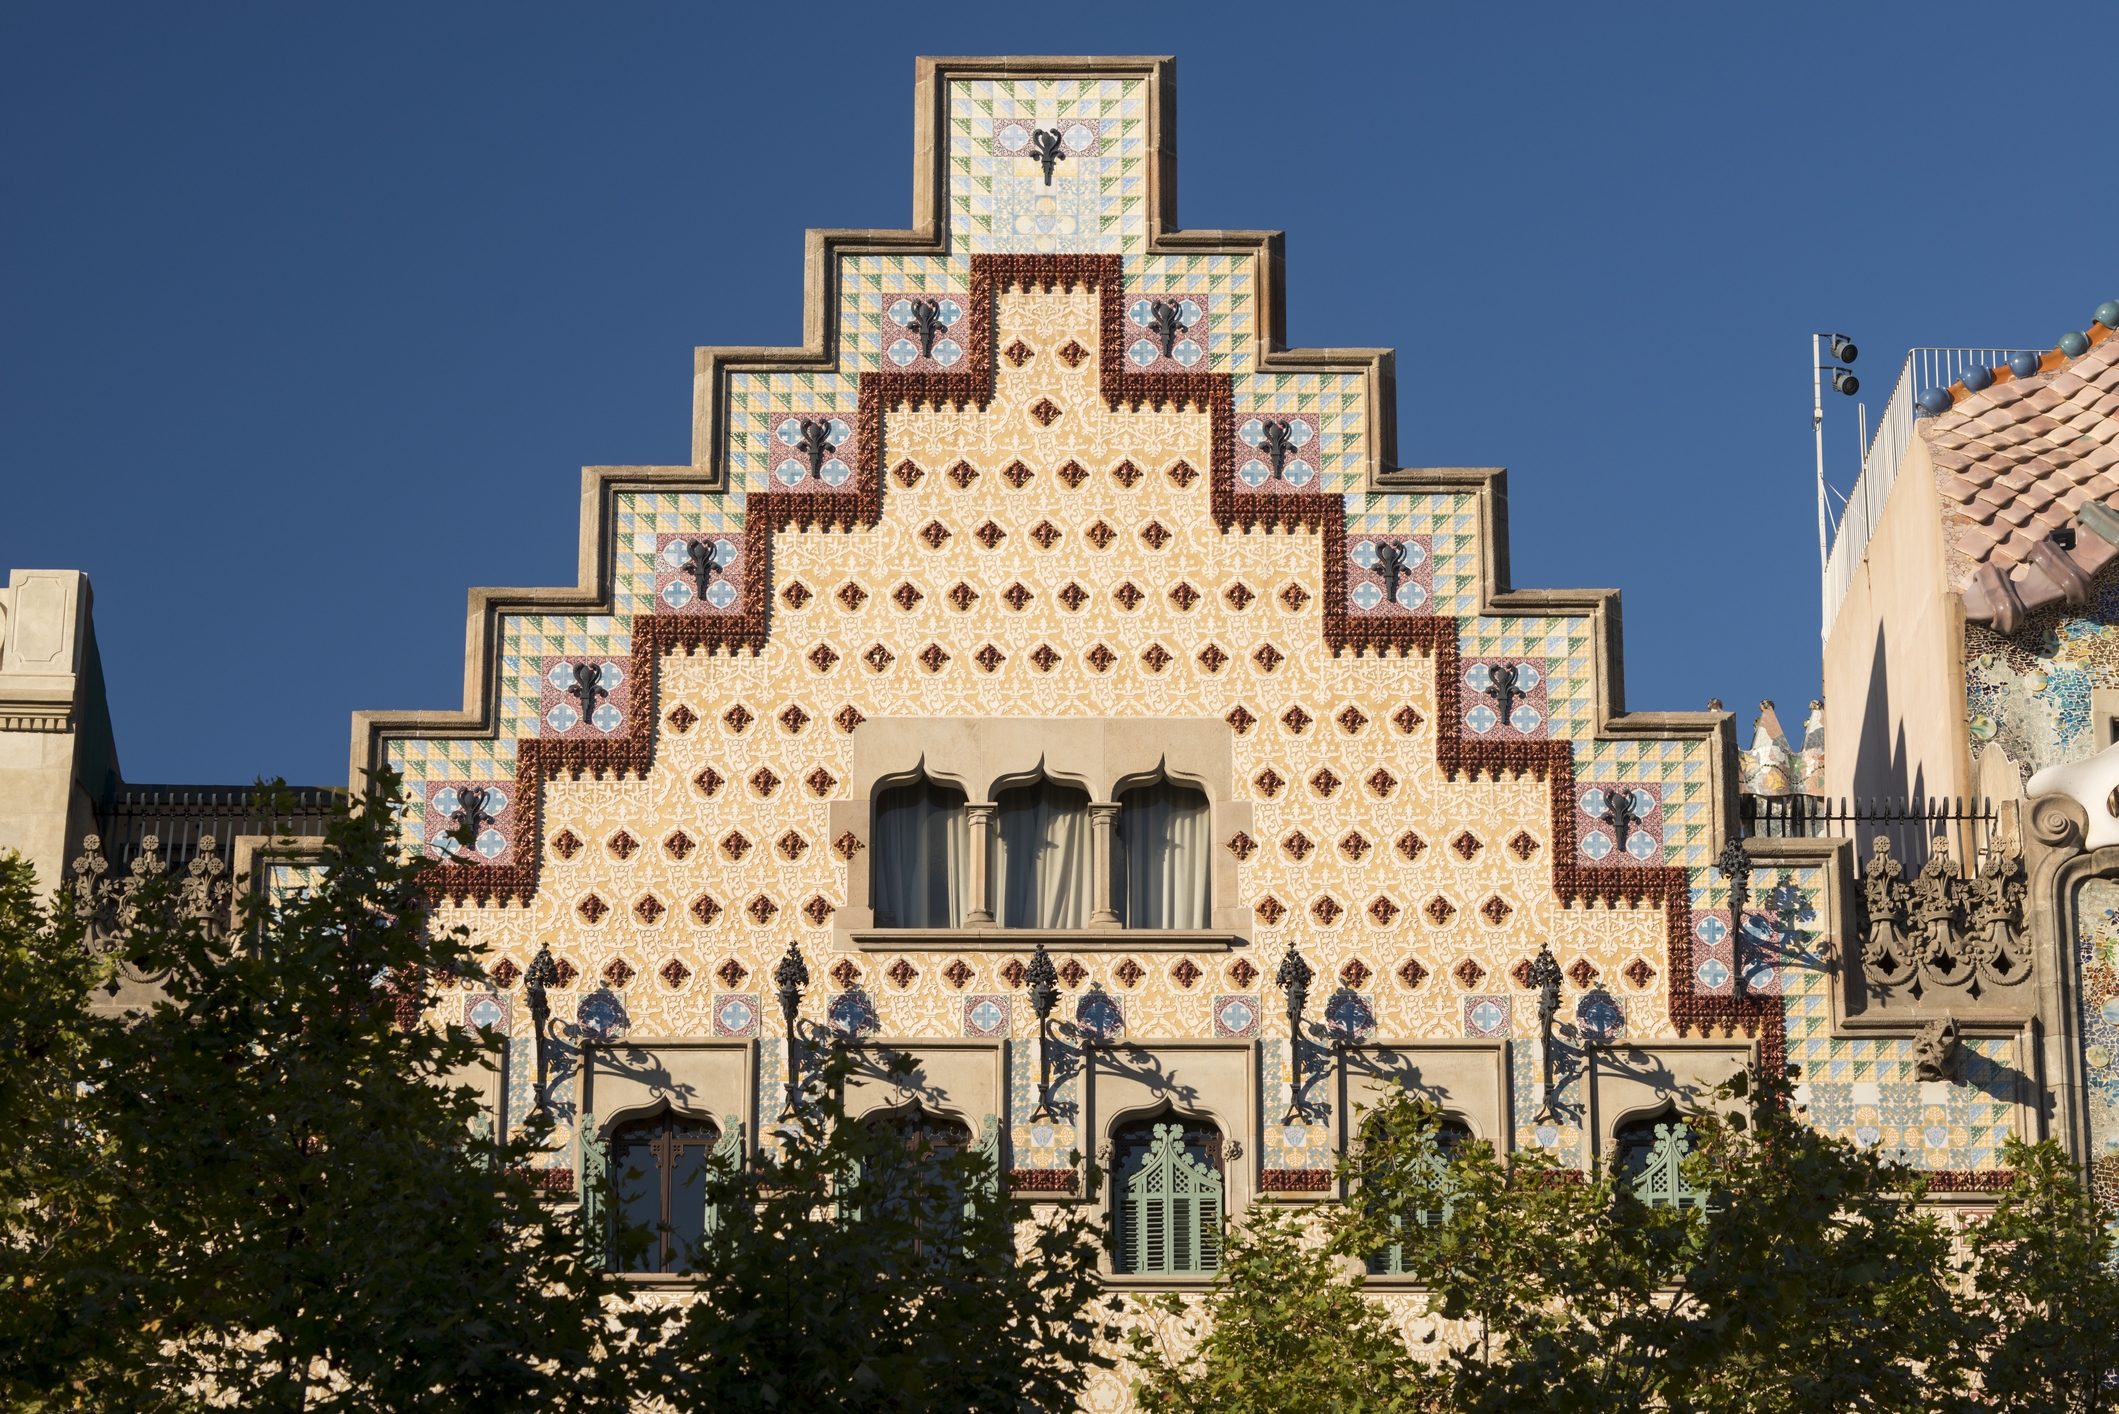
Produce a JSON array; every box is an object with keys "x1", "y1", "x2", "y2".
[
  {"x1": 1912, "y1": 1015, "x2": 1962, "y2": 1083},
  {"x1": 72, "y1": 832, "x2": 234, "y2": 983},
  {"x1": 1858, "y1": 836, "x2": 2027, "y2": 999}
]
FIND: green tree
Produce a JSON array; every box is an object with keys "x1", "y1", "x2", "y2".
[
  {"x1": 0, "y1": 773, "x2": 632, "y2": 1412},
  {"x1": 1961, "y1": 1136, "x2": 2119, "y2": 1412},
  {"x1": 630, "y1": 1049, "x2": 1109, "y2": 1413},
  {"x1": 1125, "y1": 1196, "x2": 1440, "y2": 1413},
  {"x1": 0, "y1": 851, "x2": 126, "y2": 1400}
]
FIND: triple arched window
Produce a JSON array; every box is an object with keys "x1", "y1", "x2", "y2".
[
  {"x1": 871, "y1": 772, "x2": 1209, "y2": 929},
  {"x1": 1112, "y1": 1118, "x2": 1224, "y2": 1275}
]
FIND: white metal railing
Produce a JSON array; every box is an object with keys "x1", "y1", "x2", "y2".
[{"x1": 1820, "y1": 346, "x2": 2041, "y2": 641}]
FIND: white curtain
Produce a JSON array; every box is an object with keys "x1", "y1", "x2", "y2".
[
  {"x1": 1117, "y1": 779, "x2": 1210, "y2": 928},
  {"x1": 994, "y1": 779, "x2": 1093, "y2": 929},
  {"x1": 871, "y1": 778, "x2": 966, "y2": 928}
]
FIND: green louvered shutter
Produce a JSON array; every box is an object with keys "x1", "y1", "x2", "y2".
[{"x1": 1121, "y1": 1122, "x2": 1222, "y2": 1275}]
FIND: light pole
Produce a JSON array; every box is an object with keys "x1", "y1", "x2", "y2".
[
  {"x1": 1813, "y1": 332, "x2": 1860, "y2": 585},
  {"x1": 774, "y1": 941, "x2": 809, "y2": 1119},
  {"x1": 1025, "y1": 942, "x2": 1061, "y2": 1121},
  {"x1": 1276, "y1": 940, "x2": 1314, "y2": 1125}
]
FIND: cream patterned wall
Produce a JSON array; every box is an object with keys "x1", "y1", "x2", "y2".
[{"x1": 362, "y1": 59, "x2": 2016, "y2": 1198}]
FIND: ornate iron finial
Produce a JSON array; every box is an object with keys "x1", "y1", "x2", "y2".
[
  {"x1": 524, "y1": 942, "x2": 560, "y2": 1112},
  {"x1": 682, "y1": 538, "x2": 717, "y2": 594},
  {"x1": 1277, "y1": 941, "x2": 1314, "y2": 1124},
  {"x1": 1528, "y1": 942, "x2": 1564, "y2": 1121},
  {"x1": 902, "y1": 297, "x2": 945, "y2": 358},
  {"x1": 1029, "y1": 127, "x2": 1066, "y2": 184},
  {"x1": 1145, "y1": 299, "x2": 1188, "y2": 358},
  {"x1": 450, "y1": 787, "x2": 495, "y2": 859},
  {"x1": 1719, "y1": 836, "x2": 1751, "y2": 999},
  {"x1": 1604, "y1": 787, "x2": 1643, "y2": 856},
  {"x1": 1489, "y1": 663, "x2": 1522, "y2": 726},
  {"x1": 792, "y1": 417, "x2": 838, "y2": 475},
  {"x1": 1025, "y1": 942, "x2": 1061, "y2": 1121},
  {"x1": 567, "y1": 663, "x2": 607, "y2": 721},
  {"x1": 774, "y1": 941, "x2": 809, "y2": 1118},
  {"x1": 1256, "y1": 419, "x2": 1297, "y2": 478},
  {"x1": 1374, "y1": 540, "x2": 1407, "y2": 605}
]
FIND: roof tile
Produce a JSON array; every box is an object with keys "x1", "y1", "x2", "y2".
[
  {"x1": 1995, "y1": 501, "x2": 2039, "y2": 528},
  {"x1": 1955, "y1": 527, "x2": 1999, "y2": 561},
  {"x1": 1938, "y1": 476, "x2": 1981, "y2": 505},
  {"x1": 2026, "y1": 387, "x2": 2068, "y2": 414}
]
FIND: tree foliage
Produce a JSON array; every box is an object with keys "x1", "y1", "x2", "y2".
[
  {"x1": 626, "y1": 1048, "x2": 1110, "y2": 1414},
  {"x1": 0, "y1": 775, "x2": 628, "y2": 1412},
  {"x1": 1129, "y1": 1072, "x2": 2119, "y2": 1414}
]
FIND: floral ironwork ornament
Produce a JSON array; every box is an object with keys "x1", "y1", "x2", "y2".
[
  {"x1": 774, "y1": 940, "x2": 810, "y2": 1118},
  {"x1": 1277, "y1": 940, "x2": 1315, "y2": 1124}
]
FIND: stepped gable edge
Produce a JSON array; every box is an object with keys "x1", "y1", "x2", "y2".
[{"x1": 347, "y1": 55, "x2": 1754, "y2": 1052}]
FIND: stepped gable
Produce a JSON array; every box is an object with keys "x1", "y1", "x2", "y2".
[{"x1": 351, "y1": 57, "x2": 1757, "y2": 1063}]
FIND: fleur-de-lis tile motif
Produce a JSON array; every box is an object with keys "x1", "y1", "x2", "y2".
[
  {"x1": 1029, "y1": 127, "x2": 1067, "y2": 183},
  {"x1": 1392, "y1": 704, "x2": 1424, "y2": 734},
  {"x1": 1224, "y1": 704, "x2": 1257, "y2": 733},
  {"x1": 691, "y1": 894, "x2": 723, "y2": 926},
  {"x1": 1368, "y1": 895, "x2": 1400, "y2": 925},
  {"x1": 1197, "y1": 643, "x2": 1229, "y2": 672},
  {"x1": 1002, "y1": 582, "x2": 1033, "y2": 610},
  {"x1": 716, "y1": 957, "x2": 748, "y2": 989},
  {"x1": 1145, "y1": 299, "x2": 1189, "y2": 357},
  {"x1": 792, "y1": 417, "x2": 839, "y2": 475},
  {"x1": 1397, "y1": 956, "x2": 1429, "y2": 989},
  {"x1": 901, "y1": 297, "x2": 947, "y2": 357},
  {"x1": 1255, "y1": 419, "x2": 1297, "y2": 476}
]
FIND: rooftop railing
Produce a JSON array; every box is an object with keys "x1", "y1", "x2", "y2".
[
  {"x1": 1819, "y1": 347, "x2": 2040, "y2": 641},
  {"x1": 95, "y1": 784, "x2": 339, "y2": 874}
]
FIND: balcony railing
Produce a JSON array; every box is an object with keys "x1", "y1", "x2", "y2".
[
  {"x1": 1820, "y1": 347, "x2": 2041, "y2": 642},
  {"x1": 95, "y1": 784, "x2": 339, "y2": 874},
  {"x1": 1740, "y1": 792, "x2": 2003, "y2": 875}
]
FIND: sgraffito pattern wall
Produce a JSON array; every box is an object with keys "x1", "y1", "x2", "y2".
[{"x1": 368, "y1": 65, "x2": 2015, "y2": 1205}]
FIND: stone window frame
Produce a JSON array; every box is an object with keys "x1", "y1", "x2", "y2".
[
  {"x1": 579, "y1": 1038, "x2": 755, "y2": 1287},
  {"x1": 834, "y1": 717, "x2": 1253, "y2": 952},
  {"x1": 1080, "y1": 1037, "x2": 1257, "y2": 1291},
  {"x1": 1582, "y1": 1038, "x2": 1755, "y2": 1174}
]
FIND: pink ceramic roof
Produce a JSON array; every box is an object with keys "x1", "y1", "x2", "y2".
[{"x1": 1930, "y1": 324, "x2": 2119, "y2": 628}]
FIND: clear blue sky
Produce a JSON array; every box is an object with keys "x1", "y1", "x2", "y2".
[{"x1": 4, "y1": 3, "x2": 2114, "y2": 788}]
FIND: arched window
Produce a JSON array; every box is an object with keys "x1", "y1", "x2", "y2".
[
  {"x1": 609, "y1": 1111, "x2": 722, "y2": 1273},
  {"x1": 872, "y1": 776, "x2": 967, "y2": 928},
  {"x1": 855, "y1": 1104, "x2": 996, "y2": 1259},
  {"x1": 1112, "y1": 1118, "x2": 1223, "y2": 1275},
  {"x1": 993, "y1": 776, "x2": 1092, "y2": 928},
  {"x1": 1362, "y1": 1115, "x2": 1473, "y2": 1275},
  {"x1": 1115, "y1": 777, "x2": 1210, "y2": 928},
  {"x1": 1613, "y1": 1110, "x2": 1709, "y2": 1210}
]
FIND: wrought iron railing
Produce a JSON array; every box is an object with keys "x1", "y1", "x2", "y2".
[
  {"x1": 95, "y1": 784, "x2": 339, "y2": 874},
  {"x1": 1820, "y1": 347, "x2": 2042, "y2": 643},
  {"x1": 1740, "y1": 793, "x2": 2003, "y2": 874}
]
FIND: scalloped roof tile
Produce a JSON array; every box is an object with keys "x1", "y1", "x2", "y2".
[{"x1": 1933, "y1": 322, "x2": 2119, "y2": 629}]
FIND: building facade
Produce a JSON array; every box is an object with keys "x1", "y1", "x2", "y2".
[{"x1": 6, "y1": 53, "x2": 2101, "y2": 1409}]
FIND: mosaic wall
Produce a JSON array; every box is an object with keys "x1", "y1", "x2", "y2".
[
  {"x1": 1963, "y1": 582, "x2": 2119, "y2": 778},
  {"x1": 2074, "y1": 879, "x2": 2119, "y2": 1208},
  {"x1": 370, "y1": 68, "x2": 2015, "y2": 1192}
]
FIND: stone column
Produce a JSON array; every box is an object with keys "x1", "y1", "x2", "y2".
[
  {"x1": 1089, "y1": 802, "x2": 1122, "y2": 928},
  {"x1": 964, "y1": 803, "x2": 996, "y2": 925}
]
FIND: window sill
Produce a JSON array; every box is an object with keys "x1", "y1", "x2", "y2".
[
  {"x1": 849, "y1": 928, "x2": 1246, "y2": 953},
  {"x1": 1097, "y1": 1270, "x2": 1228, "y2": 1291}
]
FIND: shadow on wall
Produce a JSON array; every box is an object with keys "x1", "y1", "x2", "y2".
[{"x1": 1852, "y1": 623, "x2": 1925, "y2": 809}]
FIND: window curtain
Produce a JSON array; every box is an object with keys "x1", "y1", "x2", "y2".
[
  {"x1": 993, "y1": 778, "x2": 1093, "y2": 928},
  {"x1": 1116, "y1": 779, "x2": 1210, "y2": 928},
  {"x1": 871, "y1": 778, "x2": 967, "y2": 928}
]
